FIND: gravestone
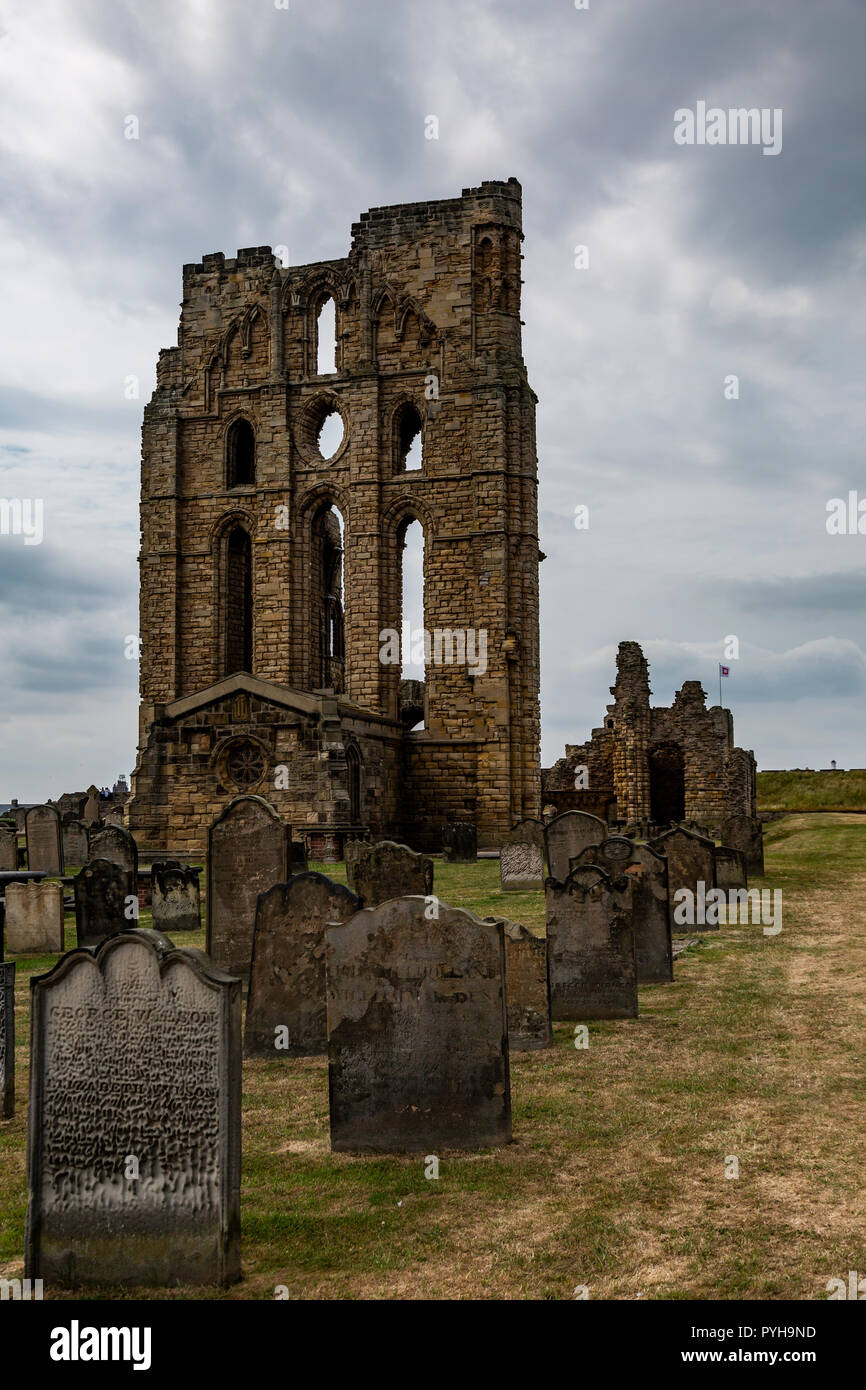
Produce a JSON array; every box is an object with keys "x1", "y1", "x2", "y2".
[
  {"x1": 245, "y1": 873, "x2": 361, "y2": 1058},
  {"x1": 348, "y1": 840, "x2": 433, "y2": 907},
  {"x1": 61, "y1": 818, "x2": 89, "y2": 869},
  {"x1": 1, "y1": 962, "x2": 13, "y2": 1118},
  {"x1": 442, "y1": 821, "x2": 477, "y2": 862},
  {"x1": 74, "y1": 858, "x2": 133, "y2": 951},
  {"x1": 326, "y1": 898, "x2": 511, "y2": 1151},
  {"x1": 499, "y1": 819, "x2": 546, "y2": 892},
  {"x1": 206, "y1": 795, "x2": 289, "y2": 980},
  {"x1": 545, "y1": 864, "x2": 637, "y2": 1019},
  {"x1": 680, "y1": 819, "x2": 711, "y2": 839},
  {"x1": 290, "y1": 840, "x2": 309, "y2": 874},
  {"x1": 343, "y1": 838, "x2": 365, "y2": 885},
  {"x1": 573, "y1": 837, "x2": 672, "y2": 985},
  {"x1": 0, "y1": 826, "x2": 17, "y2": 872},
  {"x1": 545, "y1": 810, "x2": 606, "y2": 882},
  {"x1": 495, "y1": 917, "x2": 551, "y2": 1051},
  {"x1": 718, "y1": 815, "x2": 764, "y2": 876},
  {"x1": 83, "y1": 785, "x2": 100, "y2": 823},
  {"x1": 25, "y1": 805, "x2": 63, "y2": 876},
  {"x1": 89, "y1": 824, "x2": 138, "y2": 883},
  {"x1": 5, "y1": 881, "x2": 65, "y2": 954},
  {"x1": 151, "y1": 862, "x2": 201, "y2": 933},
  {"x1": 649, "y1": 825, "x2": 717, "y2": 933},
  {"x1": 24, "y1": 929, "x2": 241, "y2": 1286},
  {"x1": 714, "y1": 845, "x2": 747, "y2": 891}
]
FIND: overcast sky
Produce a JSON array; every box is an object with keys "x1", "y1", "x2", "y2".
[{"x1": 0, "y1": 0, "x2": 864, "y2": 801}]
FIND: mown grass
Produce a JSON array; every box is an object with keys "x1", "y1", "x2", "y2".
[{"x1": 2, "y1": 818, "x2": 866, "y2": 1299}]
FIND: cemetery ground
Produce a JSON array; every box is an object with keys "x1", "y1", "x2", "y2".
[{"x1": 1, "y1": 814, "x2": 865, "y2": 1301}]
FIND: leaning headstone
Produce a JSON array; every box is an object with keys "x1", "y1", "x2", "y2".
[
  {"x1": 290, "y1": 840, "x2": 309, "y2": 874},
  {"x1": 649, "y1": 825, "x2": 717, "y2": 933},
  {"x1": 0, "y1": 826, "x2": 17, "y2": 872},
  {"x1": 326, "y1": 898, "x2": 510, "y2": 1151},
  {"x1": 83, "y1": 785, "x2": 100, "y2": 824},
  {"x1": 714, "y1": 845, "x2": 747, "y2": 891},
  {"x1": 573, "y1": 837, "x2": 672, "y2": 985},
  {"x1": 545, "y1": 864, "x2": 636, "y2": 1019},
  {"x1": 206, "y1": 795, "x2": 289, "y2": 980},
  {"x1": 348, "y1": 840, "x2": 433, "y2": 907},
  {"x1": 245, "y1": 873, "x2": 361, "y2": 1058},
  {"x1": 1, "y1": 962, "x2": 13, "y2": 1118},
  {"x1": 25, "y1": 805, "x2": 63, "y2": 876},
  {"x1": 718, "y1": 814, "x2": 764, "y2": 876},
  {"x1": 61, "y1": 818, "x2": 89, "y2": 869},
  {"x1": 493, "y1": 917, "x2": 551, "y2": 1051},
  {"x1": 5, "y1": 881, "x2": 65, "y2": 954},
  {"x1": 74, "y1": 858, "x2": 133, "y2": 951},
  {"x1": 545, "y1": 810, "x2": 606, "y2": 882},
  {"x1": 442, "y1": 821, "x2": 477, "y2": 862},
  {"x1": 151, "y1": 863, "x2": 201, "y2": 933},
  {"x1": 89, "y1": 824, "x2": 138, "y2": 882},
  {"x1": 24, "y1": 928, "x2": 241, "y2": 1286},
  {"x1": 499, "y1": 819, "x2": 546, "y2": 892}
]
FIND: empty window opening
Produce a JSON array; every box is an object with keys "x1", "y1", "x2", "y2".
[
  {"x1": 225, "y1": 527, "x2": 252, "y2": 674},
  {"x1": 318, "y1": 408, "x2": 344, "y2": 460},
  {"x1": 316, "y1": 296, "x2": 337, "y2": 375},
  {"x1": 346, "y1": 744, "x2": 361, "y2": 822},
  {"x1": 314, "y1": 504, "x2": 345, "y2": 690},
  {"x1": 400, "y1": 519, "x2": 425, "y2": 692},
  {"x1": 227, "y1": 418, "x2": 255, "y2": 488},
  {"x1": 396, "y1": 403, "x2": 423, "y2": 472}
]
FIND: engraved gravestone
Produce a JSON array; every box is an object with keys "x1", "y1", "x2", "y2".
[
  {"x1": 500, "y1": 819, "x2": 546, "y2": 892},
  {"x1": 442, "y1": 821, "x2": 477, "y2": 863},
  {"x1": 25, "y1": 805, "x2": 63, "y2": 876},
  {"x1": 74, "y1": 858, "x2": 132, "y2": 951},
  {"x1": 489, "y1": 917, "x2": 551, "y2": 1051},
  {"x1": 24, "y1": 929, "x2": 241, "y2": 1286},
  {"x1": 714, "y1": 845, "x2": 747, "y2": 891},
  {"x1": 649, "y1": 825, "x2": 717, "y2": 933},
  {"x1": 61, "y1": 818, "x2": 89, "y2": 869},
  {"x1": 206, "y1": 795, "x2": 289, "y2": 980},
  {"x1": 326, "y1": 898, "x2": 511, "y2": 1151},
  {"x1": 0, "y1": 826, "x2": 17, "y2": 872},
  {"x1": 573, "y1": 838, "x2": 672, "y2": 985},
  {"x1": 545, "y1": 810, "x2": 606, "y2": 882},
  {"x1": 718, "y1": 814, "x2": 764, "y2": 875},
  {"x1": 1, "y1": 962, "x2": 13, "y2": 1118},
  {"x1": 245, "y1": 873, "x2": 361, "y2": 1058},
  {"x1": 89, "y1": 825, "x2": 138, "y2": 884},
  {"x1": 347, "y1": 840, "x2": 433, "y2": 907},
  {"x1": 343, "y1": 837, "x2": 367, "y2": 885},
  {"x1": 545, "y1": 864, "x2": 636, "y2": 1019},
  {"x1": 151, "y1": 863, "x2": 201, "y2": 933},
  {"x1": 5, "y1": 881, "x2": 65, "y2": 954}
]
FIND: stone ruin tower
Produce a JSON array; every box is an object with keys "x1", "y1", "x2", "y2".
[{"x1": 127, "y1": 179, "x2": 541, "y2": 855}]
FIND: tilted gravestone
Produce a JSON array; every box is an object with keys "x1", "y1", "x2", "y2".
[
  {"x1": 5, "y1": 881, "x2": 65, "y2": 954},
  {"x1": 245, "y1": 873, "x2": 361, "y2": 1059},
  {"x1": 649, "y1": 825, "x2": 717, "y2": 933},
  {"x1": 74, "y1": 859, "x2": 133, "y2": 951},
  {"x1": 0, "y1": 826, "x2": 17, "y2": 872},
  {"x1": 61, "y1": 818, "x2": 89, "y2": 869},
  {"x1": 25, "y1": 805, "x2": 63, "y2": 876},
  {"x1": 1, "y1": 962, "x2": 13, "y2": 1118},
  {"x1": 573, "y1": 837, "x2": 672, "y2": 985},
  {"x1": 442, "y1": 821, "x2": 477, "y2": 863},
  {"x1": 714, "y1": 845, "x2": 747, "y2": 891},
  {"x1": 718, "y1": 814, "x2": 764, "y2": 876},
  {"x1": 347, "y1": 840, "x2": 433, "y2": 907},
  {"x1": 545, "y1": 864, "x2": 637, "y2": 1019},
  {"x1": 89, "y1": 824, "x2": 138, "y2": 883},
  {"x1": 326, "y1": 898, "x2": 511, "y2": 1152},
  {"x1": 499, "y1": 819, "x2": 546, "y2": 892},
  {"x1": 206, "y1": 795, "x2": 289, "y2": 981},
  {"x1": 545, "y1": 810, "x2": 606, "y2": 882},
  {"x1": 151, "y1": 863, "x2": 201, "y2": 933},
  {"x1": 491, "y1": 917, "x2": 551, "y2": 1051},
  {"x1": 24, "y1": 928, "x2": 241, "y2": 1287}
]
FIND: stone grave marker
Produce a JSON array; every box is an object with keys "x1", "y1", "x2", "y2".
[
  {"x1": 348, "y1": 840, "x2": 433, "y2": 907},
  {"x1": 24, "y1": 928, "x2": 241, "y2": 1286},
  {"x1": 718, "y1": 814, "x2": 764, "y2": 875},
  {"x1": 714, "y1": 845, "x2": 747, "y2": 891},
  {"x1": 545, "y1": 864, "x2": 637, "y2": 1019},
  {"x1": 649, "y1": 825, "x2": 717, "y2": 933},
  {"x1": 545, "y1": 810, "x2": 606, "y2": 882},
  {"x1": 245, "y1": 872, "x2": 361, "y2": 1058},
  {"x1": 74, "y1": 858, "x2": 133, "y2": 951},
  {"x1": 83, "y1": 785, "x2": 100, "y2": 823},
  {"x1": 206, "y1": 795, "x2": 289, "y2": 980},
  {"x1": 0, "y1": 826, "x2": 17, "y2": 872},
  {"x1": 573, "y1": 837, "x2": 672, "y2": 984},
  {"x1": 442, "y1": 821, "x2": 477, "y2": 862},
  {"x1": 25, "y1": 805, "x2": 63, "y2": 876},
  {"x1": 485, "y1": 917, "x2": 551, "y2": 1051},
  {"x1": 151, "y1": 862, "x2": 201, "y2": 933},
  {"x1": 5, "y1": 881, "x2": 65, "y2": 954},
  {"x1": 1, "y1": 962, "x2": 13, "y2": 1118},
  {"x1": 326, "y1": 898, "x2": 511, "y2": 1151},
  {"x1": 61, "y1": 818, "x2": 89, "y2": 869},
  {"x1": 499, "y1": 819, "x2": 546, "y2": 892},
  {"x1": 89, "y1": 824, "x2": 138, "y2": 883}
]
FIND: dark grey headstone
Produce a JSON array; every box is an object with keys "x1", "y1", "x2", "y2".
[
  {"x1": 0, "y1": 827, "x2": 17, "y2": 873},
  {"x1": 348, "y1": 840, "x2": 433, "y2": 907},
  {"x1": 573, "y1": 838, "x2": 672, "y2": 984},
  {"x1": 649, "y1": 826, "x2": 717, "y2": 933},
  {"x1": 89, "y1": 825, "x2": 138, "y2": 880},
  {"x1": 245, "y1": 873, "x2": 360, "y2": 1058},
  {"x1": 151, "y1": 863, "x2": 201, "y2": 933},
  {"x1": 74, "y1": 858, "x2": 133, "y2": 951},
  {"x1": 25, "y1": 805, "x2": 63, "y2": 876},
  {"x1": 545, "y1": 810, "x2": 606, "y2": 882},
  {"x1": 545, "y1": 864, "x2": 637, "y2": 1019},
  {"x1": 326, "y1": 898, "x2": 511, "y2": 1152},
  {"x1": 714, "y1": 845, "x2": 748, "y2": 891},
  {"x1": 442, "y1": 821, "x2": 477, "y2": 862},
  {"x1": 499, "y1": 918, "x2": 551, "y2": 1051},
  {"x1": 24, "y1": 929, "x2": 241, "y2": 1287},
  {"x1": 719, "y1": 815, "x2": 764, "y2": 875},
  {"x1": 1, "y1": 962, "x2": 13, "y2": 1118},
  {"x1": 206, "y1": 795, "x2": 289, "y2": 980}
]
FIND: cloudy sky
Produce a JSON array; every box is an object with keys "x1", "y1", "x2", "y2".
[{"x1": 0, "y1": 0, "x2": 864, "y2": 801}]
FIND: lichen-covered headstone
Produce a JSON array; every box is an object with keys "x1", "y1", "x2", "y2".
[
  {"x1": 206, "y1": 795, "x2": 289, "y2": 980},
  {"x1": 649, "y1": 825, "x2": 717, "y2": 933},
  {"x1": 326, "y1": 898, "x2": 511, "y2": 1151},
  {"x1": 151, "y1": 863, "x2": 201, "y2": 933},
  {"x1": 245, "y1": 872, "x2": 360, "y2": 1058},
  {"x1": 1, "y1": 962, "x2": 13, "y2": 1118},
  {"x1": 442, "y1": 821, "x2": 477, "y2": 862},
  {"x1": 24, "y1": 929, "x2": 241, "y2": 1287},
  {"x1": 348, "y1": 840, "x2": 433, "y2": 907},
  {"x1": 25, "y1": 805, "x2": 63, "y2": 876},
  {"x1": 545, "y1": 810, "x2": 606, "y2": 882},
  {"x1": 74, "y1": 859, "x2": 133, "y2": 952},
  {"x1": 5, "y1": 881, "x2": 65, "y2": 954},
  {"x1": 545, "y1": 864, "x2": 636, "y2": 1019},
  {"x1": 573, "y1": 837, "x2": 672, "y2": 984}
]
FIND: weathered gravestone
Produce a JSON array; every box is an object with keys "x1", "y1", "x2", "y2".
[
  {"x1": 326, "y1": 898, "x2": 511, "y2": 1151},
  {"x1": 25, "y1": 805, "x2": 63, "y2": 876},
  {"x1": 545, "y1": 810, "x2": 606, "y2": 882},
  {"x1": 74, "y1": 859, "x2": 133, "y2": 951},
  {"x1": 573, "y1": 837, "x2": 672, "y2": 985},
  {"x1": 649, "y1": 825, "x2": 717, "y2": 933},
  {"x1": 485, "y1": 917, "x2": 550, "y2": 1051},
  {"x1": 24, "y1": 928, "x2": 241, "y2": 1286},
  {"x1": 5, "y1": 881, "x2": 65, "y2": 954},
  {"x1": 1, "y1": 962, "x2": 13, "y2": 1118},
  {"x1": 499, "y1": 819, "x2": 546, "y2": 892},
  {"x1": 151, "y1": 863, "x2": 201, "y2": 933},
  {"x1": 343, "y1": 837, "x2": 366, "y2": 883},
  {"x1": 0, "y1": 826, "x2": 17, "y2": 872},
  {"x1": 718, "y1": 814, "x2": 764, "y2": 876},
  {"x1": 206, "y1": 795, "x2": 289, "y2": 980},
  {"x1": 680, "y1": 819, "x2": 711, "y2": 839},
  {"x1": 442, "y1": 821, "x2": 477, "y2": 862},
  {"x1": 83, "y1": 785, "x2": 100, "y2": 824},
  {"x1": 245, "y1": 873, "x2": 361, "y2": 1058},
  {"x1": 290, "y1": 840, "x2": 309, "y2": 874},
  {"x1": 89, "y1": 824, "x2": 138, "y2": 883},
  {"x1": 61, "y1": 818, "x2": 89, "y2": 869},
  {"x1": 714, "y1": 845, "x2": 747, "y2": 891},
  {"x1": 545, "y1": 864, "x2": 637, "y2": 1019},
  {"x1": 346, "y1": 840, "x2": 433, "y2": 907}
]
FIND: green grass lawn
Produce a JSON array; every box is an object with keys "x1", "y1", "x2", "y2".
[
  {"x1": 2, "y1": 817, "x2": 866, "y2": 1299},
  {"x1": 758, "y1": 768, "x2": 866, "y2": 811}
]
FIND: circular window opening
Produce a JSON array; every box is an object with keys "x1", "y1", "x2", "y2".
[
  {"x1": 225, "y1": 739, "x2": 266, "y2": 790},
  {"x1": 318, "y1": 409, "x2": 344, "y2": 461}
]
